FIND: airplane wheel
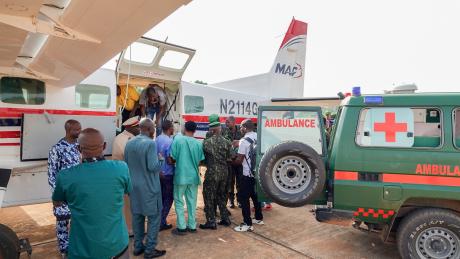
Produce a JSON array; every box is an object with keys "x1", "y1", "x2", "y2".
[
  {"x1": 258, "y1": 141, "x2": 326, "y2": 207},
  {"x1": 0, "y1": 224, "x2": 20, "y2": 259}
]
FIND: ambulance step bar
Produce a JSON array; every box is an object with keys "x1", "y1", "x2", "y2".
[{"x1": 314, "y1": 207, "x2": 354, "y2": 227}]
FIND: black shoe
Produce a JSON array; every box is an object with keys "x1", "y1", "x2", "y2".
[
  {"x1": 144, "y1": 249, "x2": 166, "y2": 258},
  {"x1": 218, "y1": 219, "x2": 231, "y2": 226},
  {"x1": 133, "y1": 247, "x2": 145, "y2": 256},
  {"x1": 171, "y1": 228, "x2": 187, "y2": 236},
  {"x1": 199, "y1": 221, "x2": 217, "y2": 230},
  {"x1": 160, "y1": 224, "x2": 173, "y2": 231},
  {"x1": 187, "y1": 227, "x2": 197, "y2": 233}
]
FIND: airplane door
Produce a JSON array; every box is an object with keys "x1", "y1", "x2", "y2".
[{"x1": 116, "y1": 37, "x2": 195, "y2": 87}]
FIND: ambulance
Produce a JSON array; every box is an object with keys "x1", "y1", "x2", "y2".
[{"x1": 257, "y1": 88, "x2": 460, "y2": 259}]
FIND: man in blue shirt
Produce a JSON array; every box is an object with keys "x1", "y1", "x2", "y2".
[
  {"x1": 47, "y1": 119, "x2": 81, "y2": 256},
  {"x1": 155, "y1": 120, "x2": 175, "y2": 231},
  {"x1": 125, "y1": 118, "x2": 166, "y2": 258},
  {"x1": 52, "y1": 128, "x2": 131, "y2": 259}
]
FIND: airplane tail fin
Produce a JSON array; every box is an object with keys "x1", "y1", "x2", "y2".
[{"x1": 268, "y1": 18, "x2": 307, "y2": 98}]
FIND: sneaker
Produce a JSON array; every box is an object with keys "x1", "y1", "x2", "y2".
[
  {"x1": 262, "y1": 203, "x2": 272, "y2": 211},
  {"x1": 234, "y1": 223, "x2": 253, "y2": 232},
  {"x1": 171, "y1": 228, "x2": 187, "y2": 236},
  {"x1": 218, "y1": 219, "x2": 231, "y2": 226},
  {"x1": 160, "y1": 224, "x2": 173, "y2": 231},
  {"x1": 252, "y1": 219, "x2": 264, "y2": 225},
  {"x1": 133, "y1": 247, "x2": 145, "y2": 256},
  {"x1": 186, "y1": 227, "x2": 197, "y2": 233},
  {"x1": 144, "y1": 249, "x2": 166, "y2": 258},
  {"x1": 199, "y1": 221, "x2": 217, "y2": 230}
]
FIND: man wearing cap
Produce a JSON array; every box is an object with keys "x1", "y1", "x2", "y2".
[
  {"x1": 112, "y1": 116, "x2": 140, "y2": 237},
  {"x1": 113, "y1": 117, "x2": 140, "y2": 160},
  {"x1": 200, "y1": 114, "x2": 232, "y2": 230}
]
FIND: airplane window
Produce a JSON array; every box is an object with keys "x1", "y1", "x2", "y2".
[
  {"x1": 159, "y1": 51, "x2": 189, "y2": 70},
  {"x1": 184, "y1": 95, "x2": 204, "y2": 113},
  {"x1": 75, "y1": 84, "x2": 110, "y2": 109},
  {"x1": 123, "y1": 42, "x2": 158, "y2": 64},
  {"x1": 0, "y1": 77, "x2": 45, "y2": 105}
]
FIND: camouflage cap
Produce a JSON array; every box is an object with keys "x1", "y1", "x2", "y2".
[{"x1": 208, "y1": 114, "x2": 221, "y2": 128}]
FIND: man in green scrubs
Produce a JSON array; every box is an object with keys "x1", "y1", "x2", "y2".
[
  {"x1": 52, "y1": 128, "x2": 131, "y2": 259},
  {"x1": 170, "y1": 121, "x2": 204, "y2": 235}
]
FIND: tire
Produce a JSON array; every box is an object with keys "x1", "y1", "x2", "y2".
[
  {"x1": 257, "y1": 141, "x2": 326, "y2": 207},
  {"x1": 0, "y1": 224, "x2": 20, "y2": 259},
  {"x1": 397, "y1": 208, "x2": 460, "y2": 259}
]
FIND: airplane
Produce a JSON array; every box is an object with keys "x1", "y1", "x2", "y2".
[
  {"x1": 0, "y1": 1, "x2": 307, "y2": 254},
  {"x1": 115, "y1": 18, "x2": 308, "y2": 139}
]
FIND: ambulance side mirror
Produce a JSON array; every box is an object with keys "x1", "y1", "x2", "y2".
[
  {"x1": 407, "y1": 132, "x2": 414, "y2": 137},
  {"x1": 364, "y1": 131, "x2": 370, "y2": 137}
]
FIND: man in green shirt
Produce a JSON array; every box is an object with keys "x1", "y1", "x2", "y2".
[
  {"x1": 52, "y1": 128, "x2": 131, "y2": 259},
  {"x1": 170, "y1": 121, "x2": 204, "y2": 235}
]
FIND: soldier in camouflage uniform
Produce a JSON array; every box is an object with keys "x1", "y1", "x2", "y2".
[
  {"x1": 199, "y1": 114, "x2": 232, "y2": 229},
  {"x1": 222, "y1": 116, "x2": 243, "y2": 208}
]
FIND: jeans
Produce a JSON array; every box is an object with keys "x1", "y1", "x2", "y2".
[
  {"x1": 239, "y1": 175, "x2": 263, "y2": 226},
  {"x1": 173, "y1": 184, "x2": 198, "y2": 230},
  {"x1": 132, "y1": 213, "x2": 161, "y2": 254},
  {"x1": 160, "y1": 175, "x2": 174, "y2": 226}
]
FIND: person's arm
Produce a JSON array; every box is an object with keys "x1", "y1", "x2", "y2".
[
  {"x1": 147, "y1": 141, "x2": 161, "y2": 172},
  {"x1": 47, "y1": 146, "x2": 60, "y2": 191},
  {"x1": 122, "y1": 163, "x2": 132, "y2": 194},
  {"x1": 129, "y1": 102, "x2": 140, "y2": 118},
  {"x1": 51, "y1": 173, "x2": 66, "y2": 207},
  {"x1": 233, "y1": 139, "x2": 246, "y2": 166},
  {"x1": 139, "y1": 89, "x2": 147, "y2": 117}
]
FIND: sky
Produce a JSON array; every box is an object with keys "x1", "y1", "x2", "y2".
[{"x1": 103, "y1": 0, "x2": 460, "y2": 97}]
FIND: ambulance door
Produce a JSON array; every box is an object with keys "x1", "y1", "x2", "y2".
[{"x1": 116, "y1": 37, "x2": 195, "y2": 126}]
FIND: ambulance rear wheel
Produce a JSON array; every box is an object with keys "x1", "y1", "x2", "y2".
[
  {"x1": 397, "y1": 208, "x2": 460, "y2": 259},
  {"x1": 258, "y1": 141, "x2": 326, "y2": 207},
  {"x1": 0, "y1": 224, "x2": 20, "y2": 259}
]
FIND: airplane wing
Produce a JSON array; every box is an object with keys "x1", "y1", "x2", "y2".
[{"x1": 0, "y1": 0, "x2": 191, "y2": 87}]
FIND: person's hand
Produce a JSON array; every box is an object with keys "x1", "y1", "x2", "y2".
[{"x1": 232, "y1": 140, "x2": 239, "y2": 148}]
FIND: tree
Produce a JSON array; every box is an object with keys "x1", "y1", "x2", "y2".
[{"x1": 194, "y1": 80, "x2": 207, "y2": 85}]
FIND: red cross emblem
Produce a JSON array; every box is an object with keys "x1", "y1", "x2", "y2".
[{"x1": 373, "y1": 112, "x2": 407, "y2": 142}]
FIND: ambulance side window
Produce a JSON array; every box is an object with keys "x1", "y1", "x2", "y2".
[
  {"x1": 356, "y1": 107, "x2": 442, "y2": 148},
  {"x1": 0, "y1": 77, "x2": 45, "y2": 105},
  {"x1": 184, "y1": 95, "x2": 204, "y2": 113},
  {"x1": 454, "y1": 108, "x2": 460, "y2": 149},
  {"x1": 75, "y1": 84, "x2": 111, "y2": 109}
]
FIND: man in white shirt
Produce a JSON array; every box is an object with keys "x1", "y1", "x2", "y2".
[
  {"x1": 111, "y1": 116, "x2": 140, "y2": 236},
  {"x1": 232, "y1": 119, "x2": 264, "y2": 232}
]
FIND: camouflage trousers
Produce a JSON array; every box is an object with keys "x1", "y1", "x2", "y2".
[{"x1": 203, "y1": 173, "x2": 229, "y2": 222}]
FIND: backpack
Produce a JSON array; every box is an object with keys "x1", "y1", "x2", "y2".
[{"x1": 244, "y1": 137, "x2": 257, "y2": 177}]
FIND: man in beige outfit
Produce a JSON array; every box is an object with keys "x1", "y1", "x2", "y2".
[{"x1": 112, "y1": 116, "x2": 140, "y2": 235}]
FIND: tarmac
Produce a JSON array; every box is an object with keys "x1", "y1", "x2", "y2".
[{"x1": 0, "y1": 186, "x2": 400, "y2": 259}]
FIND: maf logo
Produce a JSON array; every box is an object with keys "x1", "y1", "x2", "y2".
[{"x1": 275, "y1": 62, "x2": 303, "y2": 78}]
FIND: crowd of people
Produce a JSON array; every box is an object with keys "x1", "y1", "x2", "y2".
[{"x1": 47, "y1": 114, "x2": 270, "y2": 259}]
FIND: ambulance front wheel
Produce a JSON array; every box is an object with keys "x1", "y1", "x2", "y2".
[
  {"x1": 258, "y1": 141, "x2": 326, "y2": 208},
  {"x1": 0, "y1": 224, "x2": 20, "y2": 259}
]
